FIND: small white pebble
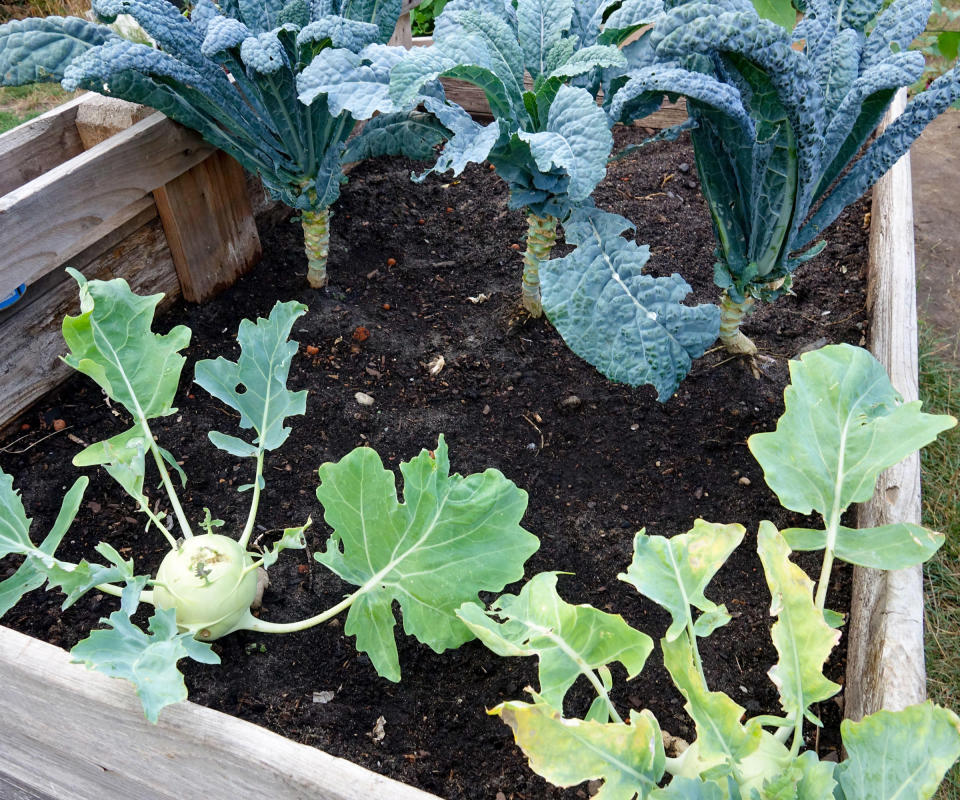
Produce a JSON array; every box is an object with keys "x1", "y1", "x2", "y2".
[{"x1": 355, "y1": 392, "x2": 375, "y2": 407}]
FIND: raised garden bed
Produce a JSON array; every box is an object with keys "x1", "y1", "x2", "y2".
[{"x1": 0, "y1": 86, "x2": 924, "y2": 796}]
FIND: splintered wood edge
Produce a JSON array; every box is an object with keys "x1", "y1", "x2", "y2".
[
  {"x1": 0, "y1": 626, "x2": 442, "y2": 800},
  {"x1": 844, "y1": 89, "x2": 927, "y2": 722}
]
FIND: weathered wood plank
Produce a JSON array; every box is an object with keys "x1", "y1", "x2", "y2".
[
  {"x1": 388, "y1": 11, "x2": 413, "y2": 47},
  {"x1": 0, "y1": 626, "x2": 442, "y2": 800},
  {"x1": 0, "y1": 212, "x2": 180, "y2": 430},
  {"x1": 845, "y1": 90, "x2": 926, "y2": 721},
  {"x1": 0, "y1": 93, "x2": 86, "y2": 198},
  {"x1": 153, "y1": 149, "x2": 262, "y2": 303},
  {"x1": 0, "y1": 112, "x2": 213, "y2": 295}
]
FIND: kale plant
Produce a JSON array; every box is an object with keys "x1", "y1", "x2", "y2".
[
  {"x1": 0, "y1": 272, "x2": 538, "y2": 721},
  {"x1": 303, "y1": 0, "x2": 654, "y2": 317},
  {"x1": 299, "y1": 0, "x2": 721, "y2": 401},
  {"x1": 608, "y1": 0, "x2": 960, "y2": 354},
  {"x1": 0, "y1": 0, "x2": 448, "y2": 288},
  {"x1": 459, "y1": 343, "x2": 960, "y2": 797}
]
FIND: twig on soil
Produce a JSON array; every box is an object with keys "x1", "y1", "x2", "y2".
[
  {"x1": 0, "y1": 427, "x2": 69, "y2": 454},
  {"x1": 521, "y1": 413, "x2": 545, "y2": 452}
]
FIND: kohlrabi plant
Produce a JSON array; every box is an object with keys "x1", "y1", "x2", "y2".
[
  {"x1": 0, "y1": 0, "x2": 448, "y2": 288},
  {"x1": 0, "y1": 271, "x2": 538, "y2": 721},
  {"x1": 608, "y1": 0, "x2": 960, "y2": 355},
  {"x1": 457, "y1": 343, "x2": 960, "y2": 796}
]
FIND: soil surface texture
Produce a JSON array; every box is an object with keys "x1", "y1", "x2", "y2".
[{"x1": 1, "y1": 128, "x2": 871, "y2": 799}]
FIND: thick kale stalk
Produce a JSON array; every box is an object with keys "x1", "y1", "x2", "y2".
[
  {"x1": 609, "y1": 0, "x2": 960, "y2": 354},
  {"x1": 0, "y1": 275, "x2": 539, "y2": 721},
  {"x1": 460, "y1": 343, "x2": 960, "y2": 796},
  {"x1": 520, "y1": 211, "x2": 558, "y2": 317},
  {"x1": 302, "y1": 207, "x2": 332, "y2": 288},
  {"x1": 0, "y1": 0, "x2": 448, "y2": 287}
]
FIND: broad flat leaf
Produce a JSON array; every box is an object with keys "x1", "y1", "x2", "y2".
[
  {"x1": 493, "y1": 699, "x2": 666, "y2": 799},
  {"x1": 0, "y1": 16, "x2": 118, "y2": 85},
  {"x1": 457, "y1": 572, "x2": 652, "y2": 715},
  {"x1": 71, "y1": 606, "x2": 219, "y2": 723},
  {"x1": 757, "y1": 523, "x2": 841, "y2": 723},
  {"x1": 0, "y1": 475, "x2": 87, "y2": 616},
  {"x1": 542, "y1": 207, "x2": 721, "y2": 402},
  {"x1": 415, "y1": 97, "x2": 501, "y2": 179},
  {"x1": 750, "y1": 0, "x2": 797, "y2": 30},
  {"x1": 195, "y1": 300, "x2": 307, "y2": 456},
  {"x1": 517, "y1": 0, "x2": 573, "y2": 79},
  {"x1": 620, "y1": 520, "x2": 744, "y2": 641},
  {"x1": 748, "y1": 344, "x2": 956, "y2": 518},
  {"x1": 297, "y1": 43, "x2": 403, "y2": 117},
  {"x1": 837, "y1": 702, "x2": 960, "y2": 799},
  {"x1": 661, "y1": 635, "x2": 763, "y2": 769},
  {"x1": 259, "y1": 519, "x2": 310, "y2": 569},
  {"x1": 782, "y1": 523, "x2": 944, "y2": 570},
  {"x1": 315, "y1": 435, "x2": 538, "y2": 681},
  {"x1": 516, "y1": 85, "x2": 611, "y2": 204},
  {"x1": 62, "y1": 271, "x2": 190, "y2": 422}
]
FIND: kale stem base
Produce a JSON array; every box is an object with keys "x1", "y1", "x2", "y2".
[
  {"x1": 521, "y1": 212, "x2": 558, "y2": 318},
  {"x1": 718, "y1": 290, "x2": 758, "y2": 355},
  {"x1": 303, "y1": 208, "x2": 332, "y2": 289}
]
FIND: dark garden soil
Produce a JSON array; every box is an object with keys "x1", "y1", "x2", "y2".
[{"x1": 0, "y1": 127, "x2": 871, "y2": 799}]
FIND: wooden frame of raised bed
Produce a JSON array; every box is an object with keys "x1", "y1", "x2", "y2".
[{"x1": 0, "y1": 17, "x2": 929, "y2": 793}]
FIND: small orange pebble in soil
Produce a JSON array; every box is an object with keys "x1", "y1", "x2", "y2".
[
  {"x1": 305, "y1": 345, "x2": 320, "y2": 356},
  {"x1": 20, "y1": 423, "x2": 30, "y2": 431},
  {"x1": 352, "y1": 326, "x2": 370, "y2": 342},
  {"x1": 445, "y1": 207, "x2": 454, "y2": 213},
  {"x1": 53, "y1": 419, "x2": 67, "y2": 431},
  {"x1": 510, "y1": 243, "x2": 521, "y2": 250},
  {"x1": 297, "y1": 564, "x2": 310, "y2": 575},
  {"x1": 386, "y1": 257, "x2": 397, "y2": 267},
  {"x1": 382, "y1": 303, "x2": 391, "y2": 311},
  {"x1": 418, "y1": 218, "x2": 426, "y2": 225}
]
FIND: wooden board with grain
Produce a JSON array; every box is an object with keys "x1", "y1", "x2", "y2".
[
  {"x1": 0, "y1": 111, "x2": 213, "y2": 295},
  {"x1": 0, "y1": 210, "x2": 180, "y2": 430},
  {"x1": 153, "y1": 149, "x2": 262, "y2": 303},
  {"x1": 0, "y1": 94, "x2": 87, "y2": 198},
  {"x1": 845, "y1": 89, "x2": 927, "y2": 722},
  {"x1": 0, "y1": 626, "x2": 441, "y2": 800}
]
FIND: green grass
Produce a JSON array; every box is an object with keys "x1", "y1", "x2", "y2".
[
  {"x1": 920, "y1": 327, "x2": 960, "y2": 798},
  {"x1": 0, "y1": 83, "x2": 73, "y2": 134}
]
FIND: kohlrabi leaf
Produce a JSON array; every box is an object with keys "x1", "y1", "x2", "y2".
[
  {"x1": 516, "y1": 85, "x2": 611, "y2": 204},
  {"x1": 750, "y1": 0, "x2": 797, "y2": 30},
  {"x1": 0, "y1": 16, "x2": 118, "y2": 85},
  {"x1": 0, "y1": 474, "x2": 87, "y2": 616},
  {"x1": 836, "y1": 702, "x2": 960, "y2": 799},
  {"x1": 315, "y1": 435, "x2": 538, "y2": 682},
  {"x1": 46, "y1": 541, "x2": 136, "y2": 610},
  {"x1": 70, "y1": 605, "x2": 219, "y2": 723},
  {"x1": 748, "y1": 344, "x2": 957, "y2": 518},
  {"x1": 757, "y1": 523, "x2": 841, "y2": 724},
  {"x1": 259, "y1": 519, "x2": 310, "y2": 569},
  {"x1": 74, "y1": 427, "x2": 149, "y2": 506},
  {"x1": 619, "y1": 520, "x2": 744, "y2": 642},
  {"x1": 62, "y1": 270, "x2": 190, "y2": 423},
  {"x1": 650, "y1": 777, "x2": 727, "y2": 799},
  {"x1": 662, "y1": 635, "x2": 763, "y2": 769},
  {"x1": 782, "y1": 523, "x2": 944, "y2": 570},
  {"x1": 456, "y1": 572, "x2": 653, "y2": 717},
  {"x1": 541, "y1": 207, "x2": 721, "y2": 402},
  {"x1": 492, "y1": 698, "x2": 666, "y2": 798},
  {"x1": 195, "y1": 300, "x2": 307, "y2": 457}
]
